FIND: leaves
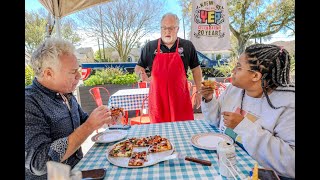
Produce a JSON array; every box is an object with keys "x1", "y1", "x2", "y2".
[
  {"x1": 25, "y1": 65, "x2": 35, "y2": 86},
  {"x1": 25, "y1": 9, "x2": 81, "y2": 54},
  {"x1": 83, "y1": 68, "x2": 139, "y2": 86}
]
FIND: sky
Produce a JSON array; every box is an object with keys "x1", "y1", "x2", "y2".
[{"x1": 25, "y1": 0, "x2": 294, "y2": 51}]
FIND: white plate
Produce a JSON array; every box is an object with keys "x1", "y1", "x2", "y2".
[
  {"x1": 190, "y1": 132, "x2": 234, "y2": 150},
  {"x1": 91, "y1": 130, "x2": 127, "y2": 143},
  {"x1": 106, "y1": 138, "x2": 174, "y2": 168}
]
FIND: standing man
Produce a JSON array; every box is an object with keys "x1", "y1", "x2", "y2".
[
  {"x1": 134, "y1": 13, "x2": 202, "y2": 123},
  {"x1": 25, "y1": 38, "x2": 115, "y2": 179}
]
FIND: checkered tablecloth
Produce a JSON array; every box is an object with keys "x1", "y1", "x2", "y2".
[
  {"x1": 108, "y1": 88, "x2": 149, "y2": 111},
  {"x1": 73, "y1": 120, "x2": 257, "y2": 179}
]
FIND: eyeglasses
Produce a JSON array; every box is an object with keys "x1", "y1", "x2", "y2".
[
  {"x1": 234, "y1": 62, "x2": 256, "y2": 72},
  {"x1": 161, "y1": 26, "x2": 177, "y2": 31}
]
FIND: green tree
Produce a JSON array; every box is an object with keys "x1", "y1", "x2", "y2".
[
  {"x1": 76, "y1": 0, "x2": 166, "y2": 62},
  {"x1": 94, "y1": 48, "x2": 114, "y2": 62},
  {"x1": 25, "y1": 9, "x2": 81, "y2": 54},
  {"x1": 228, "y1": 0, "x2": 295, "y2": 54}
]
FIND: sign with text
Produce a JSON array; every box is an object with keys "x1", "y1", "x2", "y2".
[{"x1": 191, "y1": 0, "x2": 231, "y2": 51}]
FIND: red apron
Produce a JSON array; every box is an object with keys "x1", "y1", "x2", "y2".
[{"x1": 149, "y1": 38, "x2": 194, "y2": 123}]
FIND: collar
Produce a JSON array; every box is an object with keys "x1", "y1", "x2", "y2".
[
  {"x1": 32, "y1": 77, "x2": 73, "y2": 100},
  {"x1": 160, "y1": 38, "x2": 179, "y2": 50}
]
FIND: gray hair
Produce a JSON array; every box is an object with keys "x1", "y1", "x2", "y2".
[
  {"x1": 161, "y1": 13, "x2": 180, "y2": 27},
  {"x1": 30, "y1": 38, "x2": 75, "y2": 77}
]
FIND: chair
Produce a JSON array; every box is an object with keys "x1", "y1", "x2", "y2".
[
  {"x1": 81, "y1": 68, "x2": 92, "y2": 80},
  {"x1": 89, "y1": 87, "x2": 110, "y2": 107},
  {"x1": 129, "y1": 96, "x2": 150, "y2": 125},
  {"x1": 132, "y1": 81, "x2": 148, "y2": 88},
  {"x1": 224, "y1": 77, "x2": 232, "y2": 83},
  {"x1": 89, "y1": 87, "x2": 111, "y2": 133}
]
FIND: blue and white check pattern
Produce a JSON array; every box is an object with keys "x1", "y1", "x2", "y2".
[
  {"x1": 108, "y1": 88, "x2": 149, "y2": 111},
  {"x1": 73, "y1": 120, "x2": 257, "y2": 179}
]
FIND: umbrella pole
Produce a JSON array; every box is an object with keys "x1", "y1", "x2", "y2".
[{"x1": 55, "y1": 16, "x2": 61, "y2": 38}]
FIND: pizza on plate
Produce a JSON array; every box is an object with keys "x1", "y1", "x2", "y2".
[
  {"x1": 148, "y1": 139, "x2": 172, "y2": 153},
  {"x1": 109, "y1": 140, "x2": 133, "y2": 157},
  {"x1": 128, "y1": 137, "x2": 150, "y2": 147},
  {"x1": 128, "y1": 151, "x2": 148, "y2": 166}
]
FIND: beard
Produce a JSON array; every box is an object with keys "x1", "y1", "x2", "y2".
[{"x1": 162, "y1": 35, "x2": 177, "y2": 45}]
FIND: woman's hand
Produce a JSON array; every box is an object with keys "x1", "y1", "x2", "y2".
[
  {"x1": 222, "y1": 111, "x2": 244, "y2": 129},
  {"x1": 199, "y1": 85, "x2": 214, "y2": 102}
]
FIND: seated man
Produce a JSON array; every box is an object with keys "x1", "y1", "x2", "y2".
[
  {"x1": 200, "y1": 44, "x2": 295, "y2": 179},
  {"x1": 25, "y1": 38, "x2": 115, "y2": 179}
]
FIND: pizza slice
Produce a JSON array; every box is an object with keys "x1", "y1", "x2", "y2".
[
  {"x1": 147, "y1": 135, "x2": 163, "y2": 145},
  {"x1": 110, "y1": 106, "x2": 124, "y2": 117},
  {"x1": 109, "y1": 140, "x2": 133, "y2": 157},
  {"x1": 148, "y1": 139, "x2": 172, "y2": 153},
  {"x1": 201, "y1": 80, "x2": 216, "y2": 89},
  {"x1": 128, "y1": 151, "x2": 148, "y2": 166}
]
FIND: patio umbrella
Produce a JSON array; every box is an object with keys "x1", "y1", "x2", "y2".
[{"x1": 38, "y1": 0, "x2": 112, "y2": 37}]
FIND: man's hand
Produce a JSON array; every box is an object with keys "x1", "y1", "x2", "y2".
[
  {"x1": 84, "y1": 105, "x2": 113, "y2": 132},
  {"x1": 194, "y1": 93, "x2": 202, "y2": 109},
  {"x1": 222, "y1": 111, "x2": 244, "y2": 129},
  {"x1": 139, "y1": 71, "x2": 149, "y2": 82}
]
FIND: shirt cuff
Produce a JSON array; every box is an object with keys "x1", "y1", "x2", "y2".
[
  {"x1": 48, "y1": 137, "x2": 68, "y2": 162},
  {"x1": 233, "y1": 117, "x2": 254, "y2": 135}
]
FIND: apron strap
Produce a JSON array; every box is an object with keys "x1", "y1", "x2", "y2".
[
  {"x1": 175, "y1": 37, "x2": 180, "y2": 52},
  {"x1": 157, "y1": 38, "x2": 161, "y2": 55}
]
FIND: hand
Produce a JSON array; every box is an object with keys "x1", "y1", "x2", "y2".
[
  {"x1": 140, "y1": 71, "x2": 149, "y2": 82},
  {"x1": 222, "y1": 111, "x2": 244, "y2": 129},
  {"x1": 85, "y1": 105, "x2": 112, "y2": 131},
  {"x1": 194, "y1": 93, "x2": 202, "y2": 109},
  {"x1": 110, "y1": 112, "x2": 123, "y2": 125},
  {"x1": 199, "y1": 85, "x2": 214, "y2": 102}
]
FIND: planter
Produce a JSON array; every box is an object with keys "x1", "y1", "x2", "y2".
[{"x1": 76, "y1": 84, "x2": 135, "y2": 114}]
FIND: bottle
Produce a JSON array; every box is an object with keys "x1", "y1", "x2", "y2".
[{"x1": 217, "y1": 140, "x2": 237, "y2": 178}]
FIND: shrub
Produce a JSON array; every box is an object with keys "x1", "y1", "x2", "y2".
[
  {"x1": 213, "y1": 57, "x2": 237, "y2": 77},
  {"x1": 83, "y1": 67, "x2": 138, "y2": 86},
  {"x1": 25, "y1": 65, "x2": 34, "y2": 86}
]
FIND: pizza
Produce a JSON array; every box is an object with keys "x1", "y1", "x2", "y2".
[
  {"x1": 128, "y1": 151, "x2": 148, "y2": 166},
  {"x1": 128, "y1": 137, "x2": 150, "y2": 147},
  {"x1": 110, "y1": 106, "x2": 124, "y2": 117},
  {"x1": 201, "y1": 80, "x2": 216, "y2": 89},
  {"x1": 148, "y1": 139, "x2": 172, "y2": 153},
  {"x1": 147, "y1": 135, "x2": 163, "y2": 145},
  {"x1": 109, "y1": 140, "x2": 133, "y2": 157},
  {"x1": 109, "y1": 135, "x2": 173, "y2": 167}
]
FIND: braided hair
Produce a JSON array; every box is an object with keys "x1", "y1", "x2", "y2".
[{"x1": 240, "y1": 44, "x2": 295, "y2": 110}]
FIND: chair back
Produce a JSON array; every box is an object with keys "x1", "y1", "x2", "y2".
[
  {"x1": 224, "y1": 77, "x2": 232, "y2": 83},
  {"x1": 89, "y1": 87, "x2": 111, "y2": 107},
  {"x1": 139, "y1": 95, "x2": 150, "y2": 124},
  {"x1": 138, "y1": 81, "x2": 148, "y2": 88},
  {"x1": 130, "y1": 95, "x2": 150, "y2": 125},
  {"x1": 81, "y1": 68, "x2": 92, "y2": 80}
]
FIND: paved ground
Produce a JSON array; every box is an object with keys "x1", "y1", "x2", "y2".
[{"x1": 81, "y1": 113, "x2": 204, "y2": 155}]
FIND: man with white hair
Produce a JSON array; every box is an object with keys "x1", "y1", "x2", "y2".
[
  {"x1": 134, "y1": 12, "x2": 202, "y2": 123},
  {"x1": 25, "y1": 38, "x2": 114, "y2": 179}
]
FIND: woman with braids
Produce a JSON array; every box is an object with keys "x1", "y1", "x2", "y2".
[{"x1": 200, "y1": 44, "x2": 295, "y2": 179}]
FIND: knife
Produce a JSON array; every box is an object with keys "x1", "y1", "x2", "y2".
[{"x1": 155, "y1": 152, "x2": 212, "y2": 166}]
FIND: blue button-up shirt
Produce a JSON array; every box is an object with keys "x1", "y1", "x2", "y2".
[{"x1": 25, "y1": 78, "x2": 89, "y2": 179}]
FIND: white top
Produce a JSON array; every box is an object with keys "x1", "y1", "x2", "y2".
[{"x1": 201, "y1": 84, "x2": 295, "y2": 178}]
